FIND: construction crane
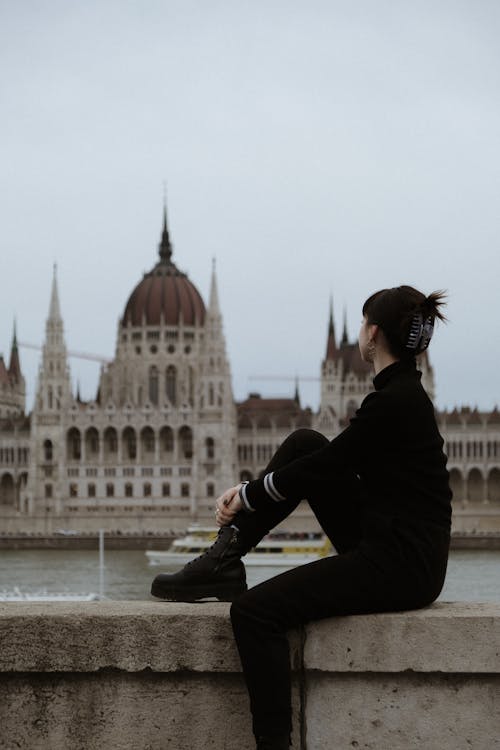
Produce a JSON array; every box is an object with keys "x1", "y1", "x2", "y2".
[
  {"x1": 19, "y1": 342, "x2": 111, "y2": 365},
  {"x1": 249, "y1": 375, "x2": 320, "y2": 382}
]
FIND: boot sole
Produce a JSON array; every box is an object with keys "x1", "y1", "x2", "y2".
[{"x1": 150, "y1": 580, "x2": 247, "y2": 603}]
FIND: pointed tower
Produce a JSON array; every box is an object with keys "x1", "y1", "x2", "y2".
[
  {"x1": 200, "y1": 258, "x2": 234, "y2": 408},
  {"x1": 35, "y1": 265, "x2": 72, "y2": 412},
  {"x1": 317, "y1": 299, "x2": 342, "y2": 437},
  {"x1": 340, "y1": 307, "x2": 349, "y2": 346},
  {"x1": 294, "y1": 376, "x2": 301, "y2": 406},
  {"x1": 9, "y1": 320, "x2": 26, "y2": 414},
  {"x1": 159, "y1": 201, "x2": 173, "y2": 265},
  {"x1": 27, "y1": 266, "x2": 73, "y2": 516},
  {"x1": 8, "y1": 321, "x2": 21, "y2": 381},
  {"x1": 325, "y1": 297, "x2": 337, "y2": 360},
  {"x1": 0, "y1": 321, "x2": 26, "y2": 417},
  {"x1": 198, "y1": 258, "x2": 237, "y2": 492}
]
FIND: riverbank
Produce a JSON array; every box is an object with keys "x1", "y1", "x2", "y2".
[
  {"x1": 1, "y1": 532, "x2": 500, "y2": 550},
  {"x1": 0, "y1": 533, "x2": 175, "y2": 550}
]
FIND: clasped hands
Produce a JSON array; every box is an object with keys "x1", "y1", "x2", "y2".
[{"x1": 214, "y1": 484, "x2": 244, "y2": 526}]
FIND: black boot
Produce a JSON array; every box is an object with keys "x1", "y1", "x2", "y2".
[
  {"x1": 150, "y1": 526, "x2": 249, "y2": 602},
  {"x1": 255, "y1": 734, "x2": 291, "y2": 749}
]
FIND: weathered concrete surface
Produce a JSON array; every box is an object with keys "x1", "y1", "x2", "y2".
[
  {"x1": 304, "y1": 602, "x2": 500, "y2": 673},
  {"x1": 0, "y1": 602, "x2": 301, "y2": 750},
  {"x1": 306, "y1": 673, "x2": 500, "y2": 750},
  {"x1": 0, "y1": 602, "x2": 499, "y2": 750},
  {"x1": 0, "y1": 601, "x2": 244, "y2": 673}
]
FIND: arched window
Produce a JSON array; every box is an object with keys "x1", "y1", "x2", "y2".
[
  {"x1": 123, "y1": 427, "x2": 137, "y2": 460},
  {"x1": 179, "y1": 426, "x2": 193, "y2": 460},
  {"x1": 0, "y1": 474, "x2": 15, "y2": 505},
  {"x1": 160, "y1": 426, "x2": 174, "y2": 454},
  {"x1": 449, "y1": 469, "x2": 463, "y2": 503},
  {"x1": 85, "y1": 428, "x2": 99, "y2": 458},
  {"x1": 206, "y1": 437, "x2": 215, "y2": 459},
  {"x1": 149, "y1": 366, "x2": 159, "y2": 405},
  {"x1": 207, "y1": 483, "x2": 215, "y2": 497},
  {"x1": 144, "y1": 483, "x2": 152, "y2": 497},
  {"x1": 467, "y1": 469, "x2": 483, "y2": 503},
  {"x1": 181, "y1": 483, "x2": 190, "y2": 497},
  {"x1": 209, "y1": 383, "x2": 214, "y2": 406},
  {"x1": 141, "y1": 426, "x2": 155, "y2": 456},
  {"x1": 166, "y1": 366, "x2": 177, "y2": 405},
  {"x1": 488, "y1": 468, "x2": 500, "y2": 504},
  {"x1": 125, "y1": 483, "x2": 133, "y2": 498},
  {"x1": 66, "y1": 428, "x2": 81, "y2": 461},
  {"x1": 162, "y1": 483, "x2": 170, "y2": 497},
  {"x1": 103, "y1": 427, "x2": 118, "y2": 460},
  {"x1": 106, "y1": 483, "x2": 114, "y2": 498},
  {"x1": 43, "y1": 440, "x2": 53, "y2": 462},
  {"x1": 88, "y1": 483, "x2": 96, "y2": 498}
]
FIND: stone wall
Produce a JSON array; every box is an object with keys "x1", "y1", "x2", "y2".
[{"x1": 0, "y1": 601, "x2": 498, "y2": 749}]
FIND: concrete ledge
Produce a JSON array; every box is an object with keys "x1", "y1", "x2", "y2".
[
  {"x1": 0, "y1": 601, "x2": 499, "y2": 749},
  {"x1": 0, "y1": 601, "x2": 245, "y2": 673},
  {"x1": 305, "y1": 602, "x2": 500, "y2": 673}
]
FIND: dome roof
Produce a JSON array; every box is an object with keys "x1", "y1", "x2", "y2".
[{"x1": 122, "y1": 211, "x2": 206, "y2": 327}]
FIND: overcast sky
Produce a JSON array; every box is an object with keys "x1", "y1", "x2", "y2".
[{"x1": 1, "y1": 0, "x2": 499, "y2": 413}]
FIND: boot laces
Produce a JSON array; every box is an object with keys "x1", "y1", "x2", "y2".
[{"x1": 184, "y1": 528, "x2": 234, "y2": 567}]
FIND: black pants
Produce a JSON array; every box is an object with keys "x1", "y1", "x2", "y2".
[{"x1": 230, "y1": 429, "x2": 449, "y2": 738}]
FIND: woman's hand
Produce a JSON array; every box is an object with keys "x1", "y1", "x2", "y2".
[{"x1": 215, "y1": 485, "x2": 244, "y2": 526}]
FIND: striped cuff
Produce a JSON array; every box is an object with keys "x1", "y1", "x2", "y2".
[
  {"x1": 238, "y1": 481, "x2": 255, "y2": 512},
  {"x1": 263, "y1": 472, "x2": 286, "y2": 502}
]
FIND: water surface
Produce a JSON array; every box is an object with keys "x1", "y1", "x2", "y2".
[{"x1": 0, "y1": 548, "x2": 499, "y2": 602}]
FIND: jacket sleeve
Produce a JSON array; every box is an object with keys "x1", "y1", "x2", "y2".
[{"x1": 241, "y1": 390, "x2": 387, "y2": 511}]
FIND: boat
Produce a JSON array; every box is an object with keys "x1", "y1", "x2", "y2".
[
  {"x1": 0, "y1": 587, "x2": 99, "y2": 602},
  {"x1": 145, "y1": 526, "x2": 333, "y2": 567}
]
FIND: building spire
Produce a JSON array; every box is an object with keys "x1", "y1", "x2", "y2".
[
  {"x1": 158, "y1": 191, "x2": 173, "y2": 264},
  {"x1": 8, "y1": 318, "x2": 21, "y2": 381},
  {"x1": 294, "y1": 376, "x2": 300, "y2": 406},
  {"x1": 208, "y1": 257, "x2": 220, "y2": 314},
  {"x1": 49, "y1": 264, "x2": 62, "y2": 322},
  {"x1": 325, "y1": 296, "x2": 336, "y2": 360},
  {"x1": 341, "y1": 306, "x2": 349, "y2": 346}
]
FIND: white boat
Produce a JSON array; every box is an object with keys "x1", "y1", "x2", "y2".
[
  {"x1": 146, "y1": 526, "x2": 333, "y2": 568},
  {"x1": 0, "y1": 587, "x2": 99, "y2": 602}
]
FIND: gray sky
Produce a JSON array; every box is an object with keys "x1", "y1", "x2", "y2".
[{"x1": 1, "y1": 0, "x2": 499, "y2": 413}]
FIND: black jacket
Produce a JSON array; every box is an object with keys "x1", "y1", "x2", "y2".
[{"x1": 244, "y1": 359, "x2": 452, "y2": 533}]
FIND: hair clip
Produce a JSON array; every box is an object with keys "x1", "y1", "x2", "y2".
[
  {"x1": 418, "y1": 316, "x2": 434, "y2": 352},
  {"x1": 406, "y1": 313, "x2": 423, "y2": 349}
]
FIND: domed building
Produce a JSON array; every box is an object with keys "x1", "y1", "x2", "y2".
[
  {"x1": 1, "y1": 207, "x2": 499, "y2": 536},
  {"x1": 22, "y1": 209, "x2": 239, "y2": 530}
]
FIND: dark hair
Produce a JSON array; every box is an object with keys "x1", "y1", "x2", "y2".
[{"x1": 362, "y1": 285, "x2": 447, "y2": 359}]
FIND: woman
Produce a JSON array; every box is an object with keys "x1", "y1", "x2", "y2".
[{"x1": 152, "y1": 285, "x2": 452, "y2": 750}]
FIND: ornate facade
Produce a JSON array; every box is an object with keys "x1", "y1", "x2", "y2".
[{"x1": 0, "y1": 210, "x2": 499, "y2": 534}]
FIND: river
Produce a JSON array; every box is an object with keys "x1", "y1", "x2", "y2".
[{"x1": 0, "y1": 548, "x2": 499, "y2": 601}]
